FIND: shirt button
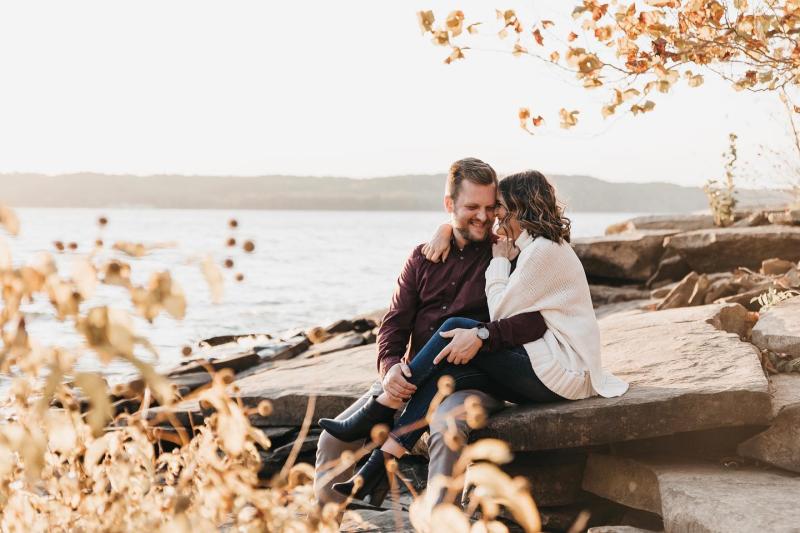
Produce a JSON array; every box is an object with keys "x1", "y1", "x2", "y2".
[
  {"x1": 442, "y1": 305, "x2": 447, "y2": 310},
  {"x1": 459, "y1": 256, "x2": 464, "y2": 260},
  {"x1": 429, "y1": 326, "x2": 434, "y2": 331},
  {"x1": 451, "y1": 282, "x2": 455, "y2": 286}
]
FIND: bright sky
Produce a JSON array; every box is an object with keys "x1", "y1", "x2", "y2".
[{"x1": 0, "y1": 0, "x2": 790, "y2": 187}]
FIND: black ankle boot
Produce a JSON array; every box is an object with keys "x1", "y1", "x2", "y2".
[
  {"x1": 332, "y1": 449, "x2": 390, "y2": 505},
  {"x1": 318, "y1": 396, "x2": 396, "y2": 442}
]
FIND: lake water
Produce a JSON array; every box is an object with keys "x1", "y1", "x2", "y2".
[{"x1": 5, "y1": 208, "x2": 645, "y2": 381}]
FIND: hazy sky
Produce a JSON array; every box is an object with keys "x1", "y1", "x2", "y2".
[{"x1": 0, "y1": 1, "x2": 791, "y2": 186}]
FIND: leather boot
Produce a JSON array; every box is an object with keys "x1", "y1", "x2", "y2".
[
  {"x1": 318, "y1": 396, "x2": 396, "y2": 442},
  {"x1": 332, "y1": 449, "x2": 390, "y2": 505}
]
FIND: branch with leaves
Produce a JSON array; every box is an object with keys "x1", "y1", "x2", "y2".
[{"x1": 418, "y1": 1, "x2": 800, "y2": 132}]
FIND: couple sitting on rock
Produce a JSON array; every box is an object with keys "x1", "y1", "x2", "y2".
[{"x1": 314, "y1": 158, "x2": 628, "y2": 508}]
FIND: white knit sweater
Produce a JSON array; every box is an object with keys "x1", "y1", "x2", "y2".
[{"x1": 485, "y1": 230, "x2": 629, "y2": 400}]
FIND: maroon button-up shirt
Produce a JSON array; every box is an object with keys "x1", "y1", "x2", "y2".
[{"x1": 377, "y1": 238, "x2": 547, "y2": 377}]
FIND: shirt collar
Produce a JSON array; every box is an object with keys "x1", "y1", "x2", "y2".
[{"x1": 515, "y1": 229, "x2": 534, "y2": 250}]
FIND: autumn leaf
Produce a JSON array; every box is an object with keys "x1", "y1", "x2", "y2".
[
  {"x1": 559, "y1": 108, "x2": 580, "y2": 128},
  {"x1": 444, "y1": 47, "x2": 465, "y2": 64},
  {"x1": 549, "y1": 51, "x2": 560, "y2": 62},
  {"x1": 467, "y1": 22, "x2": 481, "y2": 34},
  {"x1": 512, "y1": 42, "x2": 528, "y2": 56},
  {"x1": 631, "y1": 100, "x2": 656, "y2": 115},
  {"x1": 417, "y1": 10, "x2": 434, "y2": 34},
  {"x1": 201, "y1": 256, "x2": 224, "y2": 304},
  {"x1": 75, "y1": 372, "x2": 113, "y2": 437},
  {"x1": 0, "y1": 205, "x2": 20, "y2": 236},
  {"x1": 567, "y1": 31, "x2": 578, "y2": 42},
  {"x1": 445, "y1": 10, "x2": 464, "y2": 37},
  {"x1": 532, "y1": 28, "x2": 544, "y2": 46},
  {"x1": 541, "y1": 20, "x2": 555, "y2": 29}
]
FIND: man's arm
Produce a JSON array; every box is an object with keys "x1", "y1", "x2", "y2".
[
  {"x1": 377, "y1": 247, "x2": 422, "y2": 378},
  {"x1": 482, "y1": 311, "x2": 547, "y2": 351}
]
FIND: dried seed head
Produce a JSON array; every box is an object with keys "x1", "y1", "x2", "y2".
[
  {"x1": 385, "y1": 458, "x2": 398, "y2": 474},
  {"x1": 228, "y1": 218, "x2": 238, "y2": 228},
  {"x1": 54, "y1": 241, "x2": 65, "y2": 251},
  {"x1": 223, "y1": 258, "x2": 234, "y2": 269},
  {"x1": 217, "y1": 368, "x2": 235, "y2": 385},
  {"x1": 257, "y1": 400, "x2": 273, "y2": 417},
  {"x1": 437, "y1": 375, "x2": 455, "y2": 396},
  {"x1": 242, "y1": 240, "x2": 255, "y2": 253},
  {"x1": 95, "y1": 239, "x2": 104, "y2": 247},
  {"x1": 181, "y1": 345, "x2": 192, "y2": 357},
  {"x1": 98, "y1": 216, "x2": 108, "y2": 226},
  {"x1": 226, "y1": 237, "x2": 236, "y2": 247},
  {"x1": 235, "y1": 273, "x2": 245, "y2": 282},
  {"x1": 67, "y1": 242, "x2": 78, "y2": 250},
  {"x1": 370, "y1": 423, "x2": 389, "y2": 444}
]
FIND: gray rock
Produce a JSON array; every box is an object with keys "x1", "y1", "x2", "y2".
[
  {"x1": 496, "y1": 450, "x2": 588, "y2": 507},
  {"x1": 737, "y1": 373, "x2": 800, "y2": 473},
  {"x1": 665, "y1": 226, "x2": 800, "y2": 273},
  {"x1": 588, "y1": 527, "x2": 661, "y2": 533},
  {"x1": 594, "y1": 299, "x2": 656, "y2": 320},
  {"x1": 655, "y1": 272, "x2": 699, "y2": 310},
  {"x1": 303, "y1": 331, "x2": 367, "y2": 357},
  {"x1": 605, "y1": 214, "x2": 715, "y2": 235},
  {"x1": 582, "y1": 453, "x2": 800, "y2": 533},
  {"x1": 230, "y1": 344, "x2": 377, "y2": 425},
  {"x1": 751, "y1": 295, "x2": 800, "y2": 357},
  {"x1": 645, "y1": 251, "x2": 691, "y2": 287},
  {"x1": 340, "y1": 509, "x2": 413, "y2": 532},
  {"x1": 169, "y1": 350, "x2": 260, "y2": 376},
  {"x1": 573, "y1": 231, "x2": 677, "y2": 282},
  {"x1": 590, "y1": 285, "x2": 652, "y2": 307},
  {"x1": 762, "y1": 258, "x2": 797, "y2": 276},
  {"x1": 738, "y1": 405, "x2": 800, "y2": 473},
  {"x1": 476, "y1": 304, "x2": 770, "y2": 451}
]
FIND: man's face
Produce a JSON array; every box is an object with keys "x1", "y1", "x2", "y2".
[{"x1": 446, "y1": 180, "x2": 497, "y2": 243}]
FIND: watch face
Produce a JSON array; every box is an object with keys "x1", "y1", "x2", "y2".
[{"x1": 477, "y1": 327, "x2": 489, "y2": 340}]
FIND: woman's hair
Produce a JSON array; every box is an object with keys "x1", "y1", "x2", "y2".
[{"x1": 498, "y1": 170, "x2": 571, "y2": 244}]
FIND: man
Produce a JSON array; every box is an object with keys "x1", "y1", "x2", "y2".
[{"x1": 314, "y1": 157, "x2": 547, "y2": 506}]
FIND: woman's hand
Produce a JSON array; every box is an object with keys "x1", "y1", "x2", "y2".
[
  {"x1": 492, "y1": 237, "x2": 519, "y2": 261},
  {"x1": 422, "y1": 223, "x2": 453, "y2": 263}
]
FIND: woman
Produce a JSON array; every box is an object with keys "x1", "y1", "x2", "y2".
[{"x1": 319, "y1": 170, "x2": 628, "y2": 502}]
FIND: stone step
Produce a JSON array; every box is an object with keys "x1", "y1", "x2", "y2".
[
  {"x1": 582, "y1": 453, "x2": 800, "y2": 533},
  {"x1": 751, "y1": 295, "x2": 800, "y2": 357}
]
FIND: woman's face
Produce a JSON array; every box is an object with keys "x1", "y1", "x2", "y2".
[{"x1": 494, "y1": 195, "x2": 522, "y2": 241}]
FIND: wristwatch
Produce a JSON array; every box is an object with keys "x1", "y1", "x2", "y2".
[{"x1": 476, "y1": 325, "x2": 490, "y2": 342}]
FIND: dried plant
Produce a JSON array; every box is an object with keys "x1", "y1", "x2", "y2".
[
  {"x1": 0, "y1": 205, "x2": 544, "y2": 532},
  {"x1": 751, "y1": 286, "x2": 800, "y2": 311},
  {"x1": 704, "y1": 133, "x2": 739, "y2": 227}
]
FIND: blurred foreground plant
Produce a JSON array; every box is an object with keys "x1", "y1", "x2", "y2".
[{"x1": 0, "y1": 206, "x2": 543, "y2": 532}]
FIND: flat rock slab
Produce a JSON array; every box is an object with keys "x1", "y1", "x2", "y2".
[
  {"x1": 583, "y1": 453, "x2": 800, "y2": 533},
  {"x1": 737, "y1": 373, "x2": 800, "y2": 474},
  {"x1": 475, "y1": 304, "x2": 770, "y2": 451},
  {"x1": 228, "y1": 344, "x2": 377, "y2": 425},
  {"x1": 605, "y1": 214, "x2": 715, "y2": 235},
  {"x1": 751, "y1": 296, "x2": 800, "y2": 357},
  {"x1": 665, "y1": 226, "x2": 800, "y2": 273},
  {"x1": 573, "y1": 231, "x2": 676, "y2": 282}
]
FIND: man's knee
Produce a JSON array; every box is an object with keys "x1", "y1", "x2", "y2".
[{"x1": 440, "y1": 316, "x2": 480, "y2": 333}]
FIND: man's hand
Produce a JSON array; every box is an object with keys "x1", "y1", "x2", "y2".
[
  {"x1": 434, "y1": 328, "x2": 482, "y2": 365},
  {"x1": 382, "y1": 363, "x2": 416, "y2": 403}
]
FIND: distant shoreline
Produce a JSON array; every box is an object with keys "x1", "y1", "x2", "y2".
[{"x1": 2, "y1": 172, "x2": 791, "y2": 213}]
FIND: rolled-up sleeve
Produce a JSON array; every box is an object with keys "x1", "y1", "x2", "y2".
[
  {"x1": 377, "y1": 247, "x2": 422, "y2": 377},
  {"x1": 483, "y1": 311, "x2": 546, "y2": 352}
]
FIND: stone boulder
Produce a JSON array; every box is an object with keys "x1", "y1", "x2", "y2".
[
  {"x1": 751, "y1": 295, "x2": 800, "y2": 357},
  {"x1": 590, "y1": 285, "x2": 652, "y2": 307},
  {"x1": 665, "y1": 226, "x2": 800, "y2": 273},
  {"x1": 582, "y1": 454, "x2": 800, "y2": 533},
  {"x1": 605, "y1": 214, "x2": 715, "y2": 235},
  {"x1": 736, "y1": 373, "x2": 800, "y2": 474},
  {"x1": 227, "y1": 344, "x2": 377, "y2": 425},
  {"x1": 573, "y1": 231, "x2": 676, "y2": 282},
  {"x1": 476, "y1": 304, "x2": 770, "y2": 451}
]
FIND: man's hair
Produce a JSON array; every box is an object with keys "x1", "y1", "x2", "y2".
[{"x1": 446, "y1": 158, "x2": 498, "y2": 200}]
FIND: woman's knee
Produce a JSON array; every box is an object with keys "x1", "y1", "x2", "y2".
[{"x1": 439, "y1": 317, "x2": 481, "y2": 332}]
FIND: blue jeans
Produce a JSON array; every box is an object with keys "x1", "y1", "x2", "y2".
[{"x1": 392, "y1": 317, "x2": 564, "y2": 452}]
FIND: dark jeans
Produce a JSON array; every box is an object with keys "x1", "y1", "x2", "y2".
[{"x1": 392, "y1": 317, "x2": 564, "y2": 451}]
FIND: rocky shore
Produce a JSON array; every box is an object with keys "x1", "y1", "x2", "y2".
[{"x1": 117, "y1": 206, "x2": 800, "y2": 532}]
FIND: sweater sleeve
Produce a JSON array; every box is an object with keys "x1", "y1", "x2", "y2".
[{"x1": 485, "y1": 257, "x2": 511, "y2": 319}]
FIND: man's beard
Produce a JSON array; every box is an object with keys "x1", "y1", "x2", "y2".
[{"x1": 454, "y1": 221, "x2": 492, "y2": 243}]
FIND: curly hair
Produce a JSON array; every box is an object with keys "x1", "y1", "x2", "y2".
[{"x1": 498, "y1": 170, "x2": 571, "y2": 244}]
